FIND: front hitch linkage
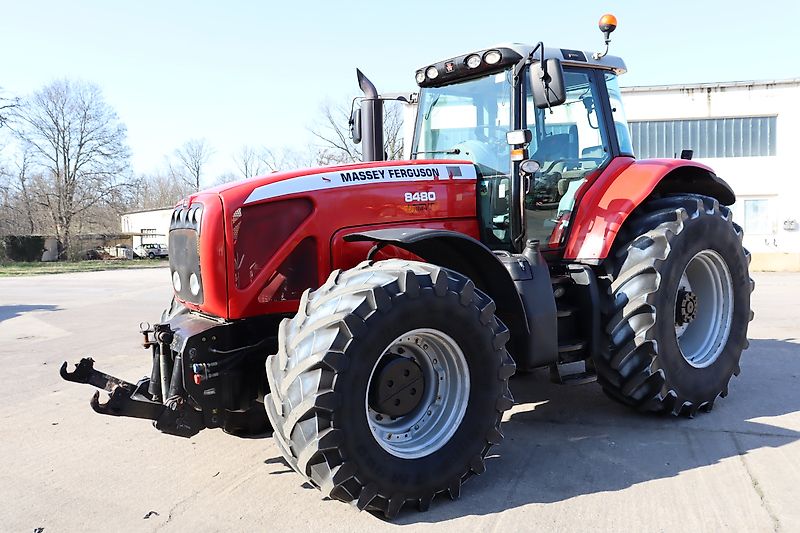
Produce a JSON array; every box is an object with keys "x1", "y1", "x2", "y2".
[{"x1": 60, "y1": 357, "x2": 201, "y2": 437}]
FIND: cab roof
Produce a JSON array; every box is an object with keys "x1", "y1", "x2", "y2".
[
  {"x1": 415, "y1": 43, "x2": 626, "y2": 88},
  {"x1": 500, "y1": 43, "x2": 625, "y2": 74}
]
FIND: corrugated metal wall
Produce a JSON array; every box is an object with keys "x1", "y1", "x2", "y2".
[{"x1": 629, "y1": 116, "x2": 777, "y2": 158}]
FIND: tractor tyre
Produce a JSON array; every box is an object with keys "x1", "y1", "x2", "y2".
[
  {"x1": 265, "y1": 259, "x2": 515, "y2": 518},
  {"x1": 594, "y1": 194, "x2": 754, "y2": 416}
]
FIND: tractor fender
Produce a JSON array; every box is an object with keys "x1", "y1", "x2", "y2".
[
  {"x1": 344, "y1": 228, "x2": 530, "y2": 356},
  {"x1": 564, "y1": 157, "x2": 736, "y2": 261}
]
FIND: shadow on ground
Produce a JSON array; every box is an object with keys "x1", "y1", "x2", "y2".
[
  {"x1": 0, "y1": 304, "x2": 59, "y2": 323},
  {"x1": 265, "y1": 339, "x2": 800, "y2": 522}
]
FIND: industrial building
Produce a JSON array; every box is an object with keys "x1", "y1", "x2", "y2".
[
  {"x1": 120, "y1": 207, "x2": 173, "y2": 249},
  {"x1": 622, "y1": 78, "x2": 800, "y2": 270}
]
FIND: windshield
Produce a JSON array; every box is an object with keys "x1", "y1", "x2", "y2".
[{"x1": 412, "y1": 70, "x2": 512, "y2": 176}]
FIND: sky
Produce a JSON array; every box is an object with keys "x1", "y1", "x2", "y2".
[{"x1": 1, "y1": 0, "x2": 798, "y2": 185}]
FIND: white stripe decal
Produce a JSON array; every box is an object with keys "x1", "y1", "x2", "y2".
[{"x1": 243, "y1": 163, "x2": 477, "y2": 204}]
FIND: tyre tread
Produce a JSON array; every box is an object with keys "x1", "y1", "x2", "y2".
[
  {"x1": 265, "y1": 259, "x2": 514, "y2": 517},
  {"x1": 595, "y1": 194, "x2": 753, "y2": 416}
]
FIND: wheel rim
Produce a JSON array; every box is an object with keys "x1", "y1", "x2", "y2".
[
  {"x1": 674, "y1": 249, "x2": 734, "y2": 368},
  {"x1": 366, "y1": 328, "x2": 470, "y2": 459}
]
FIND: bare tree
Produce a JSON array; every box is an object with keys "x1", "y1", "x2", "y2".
[
  {"x1": 174, "y1": 139, "x2": 214, "y2": 191},
  {"x1": 260, "y1": 147, "x2": 318, "y2": 172},
  {"x1": 0, "y1": 88, "x2": 17, "y2": 129},
  {"x1": 212, "y1": 172, "x2": 240, "y2": 187},
  {"x1": 14, "y1": 149, "x2": 36, "y2": 234},
  {"x1": 0, "y1": 165, "x2": 12, "y2": 237},
  {"x1": 383, "y1": 102, "x2": 405, "y2": 160},
  {"x1": 310, "y1": 99, "x2": 405, "y2": 164},
  {"x1": 131, "y1": 172, "x2": 195, "y2": 211},
  {"x1": 233, "y1": 145, "x2": 266, "y2": 179},
  {"x1": 9, "y1": 79, "x2": 130, "y2": 258},
  {"x1": 310, "y1": 101, "x2": 362, "y2": 164}
]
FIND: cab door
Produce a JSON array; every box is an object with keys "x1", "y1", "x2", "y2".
[{"x1": 523, "y1": 68, "x2": 615, "y2": 250}]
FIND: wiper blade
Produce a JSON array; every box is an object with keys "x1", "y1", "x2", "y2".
[{"x1": 410, "y1": 148, "x2": 461, "y2": 156}]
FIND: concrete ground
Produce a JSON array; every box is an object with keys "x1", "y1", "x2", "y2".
[{"x1": 0, "y1": 268, "x2": 797, "y2": 532}]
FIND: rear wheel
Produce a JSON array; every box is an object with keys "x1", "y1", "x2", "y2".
[
  {"x1": 265, "y1": 260, "x2": 515, "y2": 517},
  {"x1": 594, "y1": 194, "x2": 754, "y2": 415}
]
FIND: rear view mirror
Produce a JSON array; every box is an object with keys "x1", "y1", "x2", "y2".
[
  {"x1": 530, "y1": 58, "x2": 566, "y2": 109},
  {"x1": 349, "y1": 107, "x2": 362, "y2": 144}
]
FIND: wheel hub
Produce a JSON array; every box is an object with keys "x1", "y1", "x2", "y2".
[
  {"x1": 368, "y1": 355, "x2": 424, "y2": 417},
  {"x1": 675, "y1": 288, "x2": 698, "y2": 325},
  {"x1": 365, "y1": 329, "x2": 470, "y2": 459},
  {"x1": 674, "y1": 249, "x2": 734, "y2": 368}
]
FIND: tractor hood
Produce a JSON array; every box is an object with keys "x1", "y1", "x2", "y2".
[
  {"x1": 178, "y1": 159, "x2": 481, "y2": 320},
  {"x1": 203, "y1": 159, "x2": 477, "y2": 208}
]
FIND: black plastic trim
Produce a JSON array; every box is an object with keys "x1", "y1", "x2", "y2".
[
  {"x1": 345, "y1": 228, "x2": 531, "y2": 361},
  {"x1": 416, "y1": 47, "x2": 523, "y2": 88}
]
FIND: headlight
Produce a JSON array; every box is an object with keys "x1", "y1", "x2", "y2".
[
  {"x1": 465, "y1": 54, "x2": 481, "y2": 69},
  {"x1": 425, "y1": 66, "x2": 439, "y2": 79},
  {"x1": 189, "y1": 273, "x2": 200, "y2": 296},
  {"x1": 172, "y1": 271, "x2": 182, "y2": 292},
  {"x1": 415, "y1": 70, "x2": 426, "y2": 84},
  {"x1": 483, "y1": 50, "x2": 502, "y2": 65}
]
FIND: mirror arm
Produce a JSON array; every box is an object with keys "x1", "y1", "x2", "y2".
[
  {"x1": 347, "y1": 96, "x2": 361, "y2": 126},
  {"x1": 513, "y1": 41, "x2": 545, "y2": 84},
  {"x1": 516, "y1": 42, "x2": 556, "y2": 114}
]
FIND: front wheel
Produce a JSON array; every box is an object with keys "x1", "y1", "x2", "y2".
[
  {"x1": 594, "y1": 194, "x2": 754, "y2": 416},
  {"x1": 265, "y1": 260, "x2": 515, "y2": 517}
]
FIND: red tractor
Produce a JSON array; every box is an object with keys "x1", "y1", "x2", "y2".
[{"x1": 62, "y1": 16, "x2": 753, "y2": 518}]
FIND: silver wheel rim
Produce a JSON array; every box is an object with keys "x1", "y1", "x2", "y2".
[
  {"x1": 366, "y1": 328, "x2": 470, "y2": 459},
  {"x1": 675, "y1": 249, "x2": 734, "y2": 368}
]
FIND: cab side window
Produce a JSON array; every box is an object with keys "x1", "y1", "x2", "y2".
[{"x1": 524, "y1": 69, "x2": 611, "y2": 247}]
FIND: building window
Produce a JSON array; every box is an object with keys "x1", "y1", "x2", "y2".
[
  {"x1": 629, "y1": 116, "x2": 777, "y2": 159},
  {"x1": 743, "y1": 199, "x2": 771, "y2": 234}
]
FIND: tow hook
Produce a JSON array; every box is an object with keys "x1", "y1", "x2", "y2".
[{"x1": 60, "y1": 357, "x2": 202, "y2": 438}]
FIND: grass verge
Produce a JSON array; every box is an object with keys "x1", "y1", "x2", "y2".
[{"x1": 0, "y1": 259, "x2": 168, "y2": 277}]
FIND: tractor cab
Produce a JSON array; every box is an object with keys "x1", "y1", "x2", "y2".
[{"x1": 410, "y1": 43, "x2": 633, "y2": 254}]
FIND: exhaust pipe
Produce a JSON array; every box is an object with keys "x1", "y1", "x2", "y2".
[{"x1": 356, "y1": 69, "x2": 384, "y2": 162}]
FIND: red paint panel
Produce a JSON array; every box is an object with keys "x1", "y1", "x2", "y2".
[
  {"x1": 174, "y1": 192, "x2": 229, "y2": 318},
  {"x1": 189, "y1": 159, "x2": 478, "y2": 320},
  {"x1": 331, "y1": 218, "x2": 481, "y2": 272},
  {"x1": 564, "y1": 157, "x2": 715, "y2": 261}
]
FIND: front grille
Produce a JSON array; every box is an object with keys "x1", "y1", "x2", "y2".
[
  {"x1": 170, "y1": 205, "x2": 203, "y2": 233},
  {"x1": 169, "y1": 204, "x2": 204, "y2": 304}
]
